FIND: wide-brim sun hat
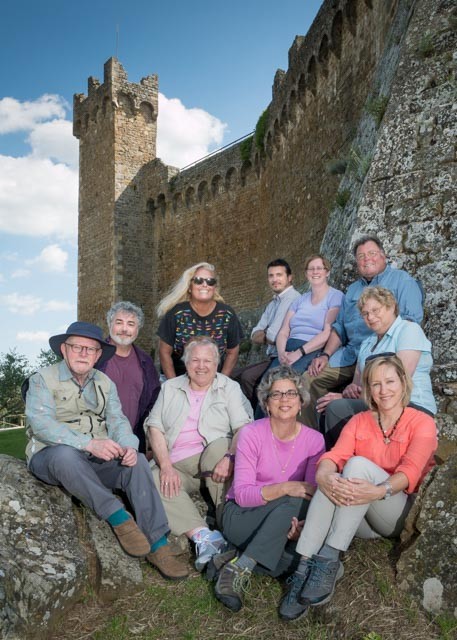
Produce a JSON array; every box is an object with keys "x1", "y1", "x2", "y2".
[{"x1": 49, "y1": 321, "x2": 116, "y2": 367}]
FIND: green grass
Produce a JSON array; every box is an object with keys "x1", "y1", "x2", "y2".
[{"x1": 0, "y1": 428, "x2": 26, "y2": 459}]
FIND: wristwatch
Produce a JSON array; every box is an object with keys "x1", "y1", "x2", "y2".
[
  {"x1": 299, "y1": 345, "x2": 306, "y2": 357},
  {"x1": 321, "y1": 352, "x2": 330, "y2": 359},
  {"x1": 224, "y1": 453, "x2": 236, "y2": 462},
  {"x1": 377, "y1": 480, "x2": 393, "y2": 500}
]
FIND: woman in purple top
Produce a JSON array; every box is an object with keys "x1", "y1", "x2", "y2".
[
  {"x1": 212, "y1": 366, "x2": 325, "y2": 613},
  {"x1": 272, "y1": 254, "x2": 344, "y2": 374}
]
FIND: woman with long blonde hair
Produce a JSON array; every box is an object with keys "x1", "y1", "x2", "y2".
[{"x1": 157, "y1": 262, "x2": 243, "y2": 378}]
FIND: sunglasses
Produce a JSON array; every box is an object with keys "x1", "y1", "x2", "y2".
[
  {"x1": 191, "y1": 276, "x2": 217, "y2": 286},
  {"x1": 365, "y1": 351, "x2": 396, "y2": 362}
]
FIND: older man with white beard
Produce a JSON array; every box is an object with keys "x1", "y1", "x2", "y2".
[{"x1": 98, "y1": 301, "x2": 160, "y2": 453}]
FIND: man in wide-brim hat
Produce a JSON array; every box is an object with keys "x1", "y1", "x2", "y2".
[{"x1": 24, "y1": 321, "x2": 188, "y2": 580}]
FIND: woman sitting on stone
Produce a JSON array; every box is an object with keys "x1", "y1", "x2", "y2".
[
  {"x1": 212, "y1": 366, "x2": 325, "y2": 613},
  {"x1": 317, "y1": 286, "x2": 436, "y2": 448},
  {"x1": 271, "y1": 254, "x2": 344, "y2": 374},
  {"x1": 144, "y1": 336, "x2": 253, "y2": 572},
  {"x1": 157, "y1": 262, "x2": 243, "y2": 379},
  {"x1": 279, "y1": 354, "x2": 437, "y2": 621}
]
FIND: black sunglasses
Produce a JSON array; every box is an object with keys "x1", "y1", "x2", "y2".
[
  {"x1": 192, "y1": 276, "x2": 217, "y2": 286},
  {"x1": 365, "y1": 351, "x2": 396, "y2": 362}
]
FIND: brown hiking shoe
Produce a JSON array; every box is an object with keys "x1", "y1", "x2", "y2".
[
  {"x1": 111, "y1": 519, "x2": 151, "y2": 557},
  {"x1": 146, "y1": 545, "x2": 190, "y2": 580}
]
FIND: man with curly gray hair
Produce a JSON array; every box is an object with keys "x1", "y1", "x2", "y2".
[{"x1": 98, "y1": 301, "x2": 160, "y2": 454}]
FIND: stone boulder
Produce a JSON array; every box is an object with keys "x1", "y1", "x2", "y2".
[
  {"x1": 0, "y1": 455, "x2": 143, "y2": 640},
  {"x1": 397, "y1": 453, "x2": 457, "y2": 617}
]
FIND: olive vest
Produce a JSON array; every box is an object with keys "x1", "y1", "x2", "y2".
[{"x1": 26, "y1": 365, "x2": 112, "y2": 460}]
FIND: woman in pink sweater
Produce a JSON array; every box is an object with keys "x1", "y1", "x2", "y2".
[{"x1": 212, "y1": 365, "x2": 325, "y2": 613}]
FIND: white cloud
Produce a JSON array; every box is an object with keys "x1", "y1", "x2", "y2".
[
  {"x1": 0, "y1": 95, "x2": 67, "y2": 134},
  {"x1": 157, "y1": 93, "x2": 227, "y2": 168},
  {"x1": 0, "y1": 155, "x2": 77, "y2": 239},
  {"x1": 28, "y1": 119, "x2": 78, "y2": 169},
  {"x1": 43, "y1": 300, "x2": 75, "y2": 312},
  {"x1": 16, "y1": 331, "x2": 50, "y2": 343},
  {"x1": 11, "y1": 268, "x2": 31, "y2": 278},
  {"x1": 1, "y1": 293, "x2": 41, "y2": 315},
  {"x1": 27, "y1": 244, "x2": 68, "y2": 273},
  {"x1": 1, "y1": 293, "x2": 75, "y2": 315}
]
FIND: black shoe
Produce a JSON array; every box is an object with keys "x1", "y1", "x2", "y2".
[
  {"x1": 214, "y1": 560, "x2": 251, "y2": 612},
  {"x1": 205, "y1": 547, "x2": 237, "y2": 582},
  {"x1": 279, "y1": 572, "x2": 310, "y2": 621},
  {"x1": 299, "y1": 555, "x2": 344, "y2": 606}
]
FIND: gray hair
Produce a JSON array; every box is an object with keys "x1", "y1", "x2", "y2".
[
  {"x1": 352, "y1": 235, "x2": 385, "y2": 257},
  {"x1": 106, "y1": 301, "x2": 145, "y2": 329},
  {"x1": 257, "y1": 365, "x2": 310, "y2": 413},
  {"x1": 182, "y1": 336, "x2": 220, "y2": 366}
]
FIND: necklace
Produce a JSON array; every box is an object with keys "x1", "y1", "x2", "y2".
[
  {"x1": 377, "y1": 409, "x2": 404, "y2": 444},
  {"x1": 270, "y1": 425, "x2": 300, "y2": 473}
]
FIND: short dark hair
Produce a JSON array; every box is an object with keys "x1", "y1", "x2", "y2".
[
  {"x1": 352, "y1": 235, "x2": 385, "y2": 257},
  {"x1": 267, "y1": 258, "x2": 292, "y2": 276}
]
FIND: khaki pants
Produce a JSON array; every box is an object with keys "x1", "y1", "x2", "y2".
[
  {"x1": 300, "y1": 364, "x2": 356, "y2": 430},
  {"x1": 151, "y1": 437, "x2": 231, "y2": 536}
]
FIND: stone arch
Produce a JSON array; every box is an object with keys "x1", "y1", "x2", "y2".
[
  {"x1": 318, "y1": 33, "x2": 330, "y2": 78},
  {"x1": 307, "y1": 56, "x2": 317, "y2": 96},
  {"x1": 140, "y1": 101, "x2": 155, "y2": 123},
  {"x1": 102, "y1": 96, "x2": 111, "y2": 116},
  {"x1": 172, "y1": 192, "x2": 182, "y2": 213},
  {"x1": 345, "y1": 0, "x2": 358, "y2": 36},
  {"x1": 225, "y1": 167, "x2": 237, "y2": 191},
  {"x1": 254, "y1": 152, "x2": 262, "y2": 178},
  {"x1": 364, "y1": 0, "x2": 373, "y2": 7},
  {"x1": 330, "y1": 11, "x2": 343, "y2": 59},
  {"x1": 147, "y1": 198, "x2": 156, "y2": 217},
  {"x1": 157, "y1": 193, "x2": 166, "y2": 217},
  {"x1": 185, "y1": 186, "x2": 195, "y2": 208},
  {"x1": 197, "y1": 181, "x2": 209, "y2": 204},
  {"x1": 273, "y1": 119, "x2": 281, "y2": 150},
  {"x1": 211, "y1": 175, "x2": 223, "y2": 197},
  {"x1": 297, "y1": 74, "x2": 306, "y2": 104},
  {"x1": 240, "y1": 161, "x2": 253, "y2": 187},
  {"x1": 289, "y1": 89, "x2": 298, "y2": 124},
  {"x1": 118, "y1": 91, "x2": 135, "y2": 117}
]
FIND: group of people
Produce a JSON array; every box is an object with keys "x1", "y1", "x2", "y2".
[{"x1": 24, "y1": 234, "x2": 438, "y2": 620}]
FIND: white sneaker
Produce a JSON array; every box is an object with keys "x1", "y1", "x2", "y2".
[{"x1": 194, "y1": 530, "x2": 227, "y2": 572}]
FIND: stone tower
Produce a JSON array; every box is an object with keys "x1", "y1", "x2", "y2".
[{"x1": 73, "y1": 57, "x2": 158, "y2": 329}]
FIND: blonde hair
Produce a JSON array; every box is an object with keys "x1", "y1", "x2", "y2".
[
  {"x1": 357, "y1": 286, "x2": 399, "y2": 316},
  {"x1": 156, "y1": 262, "x2": 224, "y2": 318},
  {"x1": 362, "y1": 354, "x2": 412, "y2": 411}
]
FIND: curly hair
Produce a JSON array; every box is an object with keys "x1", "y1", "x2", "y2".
[
  {"x1": 257, "y1": 365, "x2": 310, "y2": 413},
  {"x1": 106, "y1": 301, "x2": 144, "y2": 329},
  {"x1": 357, "y1": 286, "x2": 399, "y2": 316},
  {"x1": 182, "y1": 336, "x2": 220, "y2": 367}
]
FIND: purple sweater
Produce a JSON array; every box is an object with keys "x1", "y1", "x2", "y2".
[{"x1": 226, "y1": 417, "x2": 325, "y2": 507}]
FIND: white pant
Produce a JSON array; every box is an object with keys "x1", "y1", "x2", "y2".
[{"x1": 296, "y1": 456, "x2": 414, "y2": 557}]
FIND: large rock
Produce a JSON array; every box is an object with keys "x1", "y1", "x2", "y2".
[
  {"x1": 0, "y1": 455, "x2": 144, "y2": 639},
  {"x1": 397, "y1": 454, "x2": 457, "y2": 617}
]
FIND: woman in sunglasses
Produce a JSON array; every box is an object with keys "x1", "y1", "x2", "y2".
[
  {"x1": 157, "y1": 262, "x2": 243, "y2": 378},
  {"x1": 317, "y1": 286, "x2": 436, "y2": 448},
  {"x1": 212, "y1": 365, "x2": 325, "y2": 613},
  {"x1": 279, "y1": 354, "x2": 437, "y2": 621}
]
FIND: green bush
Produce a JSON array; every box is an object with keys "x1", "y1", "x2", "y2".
[
  {"x1": 240, "y1": 136, "x2": 253, "y2": 163},
  {"x1": 254, "y1": 108, "x2": 269, "y2": 153}
]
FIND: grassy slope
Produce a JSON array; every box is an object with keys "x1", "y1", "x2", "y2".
[{"x1": 0, "y1": 428, "x2": 26, "y2": 460}]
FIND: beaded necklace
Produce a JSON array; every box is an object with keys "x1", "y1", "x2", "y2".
[{"x1": 377, "y1": 408, "x2": 404, "y2": 444}]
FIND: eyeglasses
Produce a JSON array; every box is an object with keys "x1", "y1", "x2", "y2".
[
  {"x1": 268, "y1": 390, "x2": 300, "y2": 400},
  {"x1": 64, "y1": 343, "x2": 101, "y2": 355},
  {"x1": 191, "y1": 276, "x2": 217, "y2": 286},
  {"x1": 355, "y1": 250, "x2": 382, "y2": 261},
  {"x1": 365, "y1": 352, "x2": 396, "y2": 362},
  {"x1": 306, "y1": 267, "x2": 326, "y2": 272},
  {"x1": 361, "y1": 306, "x2": 384, "y2": 319}
]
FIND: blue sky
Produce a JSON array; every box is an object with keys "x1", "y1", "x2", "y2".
[{"x1": 0, "y1": 0, "x2": 322, "y2": 365}]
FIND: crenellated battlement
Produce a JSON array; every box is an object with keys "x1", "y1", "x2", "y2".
[{"x1": 73, "y1": 57, "x2": 158, "y2": 140}]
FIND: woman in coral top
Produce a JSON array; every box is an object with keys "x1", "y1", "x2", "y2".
[{"x1": 279, "y1": 354, "x2": 437, "y2": 621}]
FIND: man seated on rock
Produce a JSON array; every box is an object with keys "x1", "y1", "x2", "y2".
[
  {"x1": 98, "y1": 301, "x2": 160, "y2": 455},
  {"x1": 233, "y1": 258, "x2": 300, "y2": 409},
  {"x1": 302, "y1": 235, "x2": 423, "y2": 429},
  {"x1": 24, "y1": 321, "x2": 188, "y2": 580}
]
